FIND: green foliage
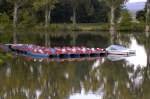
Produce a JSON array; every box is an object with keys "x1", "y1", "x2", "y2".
[
  {"x1": 0, "y1": 0, "x2": 143, "y2": 31},
  {"x1": 119, "y1": 22, "x2": 145, "y2": 31},
  {"x1": 104, "y1": 0, "x2": 128, "y2": 8},
  {"x1": 31, "y1": 23, "x2": 109, "y2": 31},
  {"x1": 0, "y1": 0, "x2": 111, "y2": 28},
  {"x1": 77, "y1": 0, "x2": 109, "y2": 23},
  {"x1": 136, "y1": 1, "x2": 150, "y2": 24},
  {"x1": 0, "y1": 59, "x2": 3, "y2": 65},
  {"x1": 0, "y1": 52, "x2": 12, "y2": 65},
  {"x1": 119, "y1": 9, "x2": 132, "y2": 26},
  {"x1": 136, "y1": 10, "x2": 146, "y2": 22},
  {"x1": 33, "y1": 0, "x2": 58, "y2": 10},
  {"x1": 0, "y1": 12, "x2": 11, "y2": 28},
  {"x1": 19, "y1": 9, "x2": 36, "y2": 27},
  {"x1": 6, "y1": 0, "x2": 28, "y2": 5}
]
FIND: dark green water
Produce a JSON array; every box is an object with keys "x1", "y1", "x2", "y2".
[{"x1": 0, "y1": 31, "x2": 150, "y2": 99}]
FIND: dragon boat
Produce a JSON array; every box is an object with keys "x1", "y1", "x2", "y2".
[{"x1": 0, "y1": 44, "x2": 136, "y2": 59}]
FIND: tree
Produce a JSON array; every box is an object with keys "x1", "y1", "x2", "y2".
[
  {"x1": 136, "y1": 10, "x2": 146, "y2": 22},
  {"x1": 145, "y1": 0, "x2": 150, "y2": 32},
  {"x1": 77, "y1": 0, "x2": 109, "y2": 23},
  {"x1": 33, "y1": 0, "x2": 58, "y2": 28},
  {"x1": 63, "y1": 0, "x2": 90, "y2": 26},
  {"x1": 6, "y1": 0, "x2": 28, "y2": 28},
  {"x1": 120, "y1": 9, "x2": 132, "y2": 26},
  {"x1": 103, "y1": 0, "x2": 128, "y2": 32},
  {"x1": 48, "y1": 0, "x2": 109, "y2": 23},
  {"x1": 69, "y1": 0, "x2": 82, "y2": 26}
]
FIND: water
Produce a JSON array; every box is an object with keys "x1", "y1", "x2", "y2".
[{"x1": 0, "y1": 31, "x2": 149, "y2": 99}]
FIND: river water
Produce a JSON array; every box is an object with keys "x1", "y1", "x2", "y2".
[{"x1": 0, "y1": 31, "x2": 149, "y2": 99}]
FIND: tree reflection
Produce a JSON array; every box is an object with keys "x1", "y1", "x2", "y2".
[
  {"x1": 110, "y1": 31, "x2": 131, "y2": 46},
  {"x1": 99, "y1": 60, "x2": 134, "y2": 99},
  {"x1": 133, "y1": 31, "x2": 150, "y2": 99},
  {"x1": 0, "y1": 57, "x2": 96, "y2": 99},
  {"x1": 45, "y1": 32, "x2": 51, "y2": 47},
  {"x1": 141, "y1": 32, "x2": 150, "y2": 99}
]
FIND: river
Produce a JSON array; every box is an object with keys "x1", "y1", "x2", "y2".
[{"x1": 0, "y1": 31, "x2": 149, "y2": 99}]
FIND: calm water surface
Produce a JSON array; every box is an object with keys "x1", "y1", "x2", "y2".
[{"x1": 0, "y1": 31, "x2": 149, "y2": 99}]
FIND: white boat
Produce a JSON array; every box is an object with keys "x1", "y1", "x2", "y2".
[{"x1": 106, "y1": 45, "x2": 136, "y2": 56}]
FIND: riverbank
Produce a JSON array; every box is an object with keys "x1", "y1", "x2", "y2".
[
  {"x1": 22, "y1": 23, "x2": 146, "y2": 32},
  {"x1": 0, "y1": 23, "x2": 145, "y2": 33}
]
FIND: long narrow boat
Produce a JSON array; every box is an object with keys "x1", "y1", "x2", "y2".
[
  {"x1": 0, "y1": 44, "x2": 135, "y2": 59},
  {"x1": 0, "y1": 44, "x2": 107, "y2": 59}
]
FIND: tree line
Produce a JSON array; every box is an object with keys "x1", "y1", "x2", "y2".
[{"x1": 0, "y1": 0, "x2": 125, "y2": 27}]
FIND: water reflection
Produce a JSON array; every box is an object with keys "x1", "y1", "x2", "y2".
[
  {"x1": 70, "y1": 89, "x2": 103, "y2": 99},
  {"x1": 0, "y1": 31, "x2": 150, "y2": 99},
  {"x1": 126, "y1": 37, "x2": 147, "y2": 69}
]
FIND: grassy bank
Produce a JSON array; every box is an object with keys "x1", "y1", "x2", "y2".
[
  {"x1": 29, "y1": 23, "x2": 145, "y2": 32},
  {"x1": 0, "y1": 23, "x2": 146, "y2": 33},
  {"x1": 24, "y1": 23, "x2": 110, "y2": 32},
  {"x1": 118, "y1": 22, "x2": 145, "y2": 32}
]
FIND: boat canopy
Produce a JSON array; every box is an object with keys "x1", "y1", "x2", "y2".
[{"x1": 106, "y1": 45, "x2": 127, "y2": 51}]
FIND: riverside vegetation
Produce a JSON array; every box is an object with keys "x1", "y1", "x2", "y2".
[
  {"x1": 0, "y1": 0, "x2": 149, "y2": 32},
  {"x1": 0, "y1": 0, "x2": 150, "y2": 64}
]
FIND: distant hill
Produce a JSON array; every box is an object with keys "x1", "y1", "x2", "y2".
[{"x1": 126, "y1": 2, "x2": 146, "y2": 12}]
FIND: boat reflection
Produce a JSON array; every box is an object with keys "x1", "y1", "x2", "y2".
[
  {"x1": 19, "y1": 53, "x2": 136, "y2": 62},
  {"x1": 107, "y1": 54, "x2": 135, "y2": 61}
]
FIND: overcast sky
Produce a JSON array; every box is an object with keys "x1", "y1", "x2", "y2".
[{"x1": 128, "y1": 0, "x2": 147, "y2": 3}]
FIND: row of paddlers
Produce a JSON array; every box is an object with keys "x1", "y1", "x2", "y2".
[{"x1": 7, "y1": 44, "x2": 107, "y2": 59}]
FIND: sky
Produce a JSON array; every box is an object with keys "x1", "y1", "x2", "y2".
[{"x1": 128, "y1": 0, "x2": 147, "y2": 3}]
